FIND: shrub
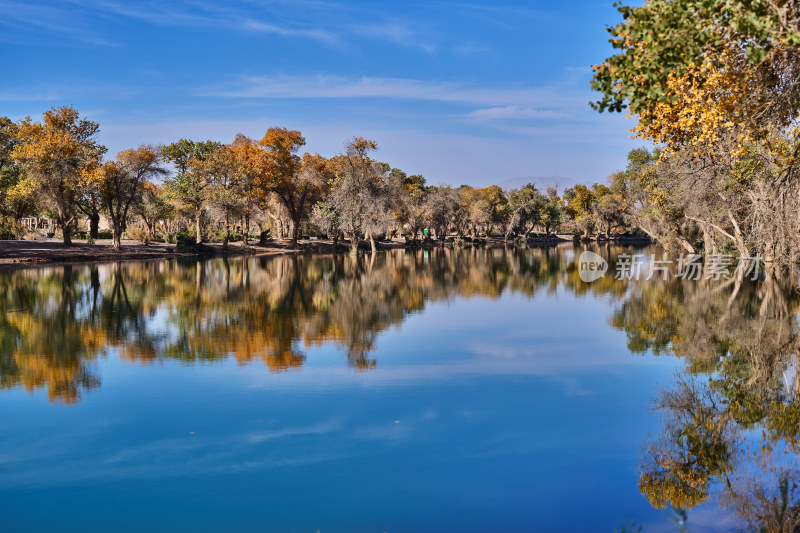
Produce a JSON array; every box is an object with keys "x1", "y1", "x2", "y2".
[
  {"x1": 176, "y1": 234, "x2": 198, "y2": 252},
  {"x1": 127, "y1": 227, "x2": 150, "y2": 243},
  {"x1": 0, "y1": 219, "x2": 24, "y2": 240},
  {"x1": 211, "y1": 228, "x2": 246, "y2": 243},
  {"x1": 176, "y1": 233, "x2": 210, "y2": 253}
]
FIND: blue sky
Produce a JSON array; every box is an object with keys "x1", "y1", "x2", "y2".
[{"x1": 1, "y1": 0, "x2": 643, "y2": 188}]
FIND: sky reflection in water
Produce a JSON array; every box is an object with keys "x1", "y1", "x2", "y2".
[{"x1": 1, "y1": 245, "x2": 793, "y2": 532}]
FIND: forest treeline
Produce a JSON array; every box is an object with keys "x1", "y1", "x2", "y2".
[
  {"x1": 0, "y1": 107, "x2": 641, "y2": 255},
  {"x1": 5, "y1": 0, "x2": 800, "y2": 269}
]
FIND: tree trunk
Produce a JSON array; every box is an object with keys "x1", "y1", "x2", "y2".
[
  {"x1": 332, "y1": 232, "x2": 339, "y2": 249},
  {"x1": 702, "y1": 225, "x2": 718, "y2": 254},
  {"x1": 349, "y1": 233, "x2": 359, "y2": 255},
  {"x1": 524, "y1": 223, "x2": 535, "y2": 239},
  {"x1": 89, "y1": 213, "x2": 100, "y2": 240},
  {"x1": 223, "y1": 216, "x2": 230, "y2": 251},
  {"x1": 195, "y1": 211, "x2": 202, "y2": 244},
  {"x1": 292, "y1": 221, "x2": 301, "y2": 247},
  {"x1": 368, "y1": 230, "x2": 377, "y2": 253},
  {"x1": 678, "y1": 236, "x2": 696, "y2": 255},
  {"x1": 60, "y1": 218, "x2": 73, "y2": 247},
  {"x1": 726, "y1": 208, "x2": 749, "y2": 259},
  {"x1": 112, "y1": 228, "x2": 122, "y2": 251}
]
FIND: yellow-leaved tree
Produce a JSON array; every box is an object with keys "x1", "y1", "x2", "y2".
[
  {"x1": 91, "y1": 146, "x2": 166, "y2": 251},
  {"x1": 12, "y1": 107, "x2": 105, "y2": 245},
  {"x1": 258, "y1": 127, "x2": 330, "y2": 246}
]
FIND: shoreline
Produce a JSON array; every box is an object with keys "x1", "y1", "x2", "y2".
[{"x1": 0, "y1": 235, "x2": 652, "y2": 270}]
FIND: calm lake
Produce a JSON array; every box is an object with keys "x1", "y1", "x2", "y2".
[{"x1": 1, "y1": 245, "x2": 796, "y2": 532}]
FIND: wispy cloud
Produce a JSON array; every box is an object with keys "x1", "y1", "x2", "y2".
[
  {"x1": 0, "y1": 1, "x2": 119, "y2": 46},
  {"x1": 0, "y1": 419, "x2": 349, "y2": 486},
  {"x1": 349, "y1": 21, "x2": 437, "y2": 52},
  {"x1": 70, "y1": 0, "x2": 340, "y2": 43},
  {"x1": 437, "y1": 1, "x2": 554, "y2": 29},
  {"x1": 1, "y1": 0, "x2": 443, "y2": 49},
  {"x1": 204, "y1": 74, "x2": 587, "y2": 110},
  {"x1": 241, "y1": 19, "x2": 337, "y2": 42},
  {"x1": 0, "y1": 413, "x2": 432, "y2": 486},
  {"x1": 465, "y1": 105, "x2": 570, "y2": 121},
  {"x1": 0, "y1": 81, "x2": 138, "y2": 105},
  {"x1": 0, "y1": 88, "x2": 63, "y2": 103}
]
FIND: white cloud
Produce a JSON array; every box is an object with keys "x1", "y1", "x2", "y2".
[
  {"x1": 0, "y1": 1, "x2": 119, "y2": 46},
  {"x1": 0, "y1": 82, "x2": 137, "y2": 105},
  {"x1": 0, "y1": 89, "x2": 62, "y2": 103},
  {"x1": 349, "y1": 22, "x2": 437, "y2": 52},
  {"x1": 465, "y1": 105, "x2": 570, "y2": 121},
  {"x1": 241, "y1": 19, "x2": 337, "y2": 42},
  {"x1": 204, "y1": 74, "x2": 588, "y2": 110},
  {"x1": 2, "y1": 0, "x2": 441, "y2": 49}
]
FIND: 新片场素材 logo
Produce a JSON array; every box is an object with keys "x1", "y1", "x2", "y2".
[{"x1": 578, "y1": 251, "x2": 608, "y2": 282}]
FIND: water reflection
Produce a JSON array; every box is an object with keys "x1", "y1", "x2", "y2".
[
  {"x1": 0, "y1": 247, "x2": 596, "y2": 403},
  {"x1": 4, "y1": 244, "x2": 800, "y2": 529},
  {"x1": 612, "y1": 271, "x2": 800, "y2": 530}
]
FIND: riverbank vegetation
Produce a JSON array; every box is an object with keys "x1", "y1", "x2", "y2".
[
  {"x1": 5, "y1": 0, "x2": 799, "y2": 274},
  {"x1": 0, "y1": 107, "x2": 644, "y2": 256},
  {"x1": 592, "y1": 0, "x2": 800, "y2": 278}
]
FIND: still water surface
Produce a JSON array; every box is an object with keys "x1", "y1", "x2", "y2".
[{"x1": 0, "y1": 245, "x2": 796, "y2": 532}]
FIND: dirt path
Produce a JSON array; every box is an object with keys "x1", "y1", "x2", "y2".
[
  {"x1": 0, "y1": 235, "x2": 581, "y2": 270},
  {"x1": 0, "y1": 239, "x2": 302, "y2": 268}
]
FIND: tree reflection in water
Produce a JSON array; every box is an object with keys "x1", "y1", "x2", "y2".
[
  {"x1": 612, "y1": 265, "x2": 800, "y2": 531},
  {"x1": 4, "y1": 244, "x2": 800, "y2": 530},
  {"x1": 0, "y1": 246, "x2": 573, "y2": 403}
]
